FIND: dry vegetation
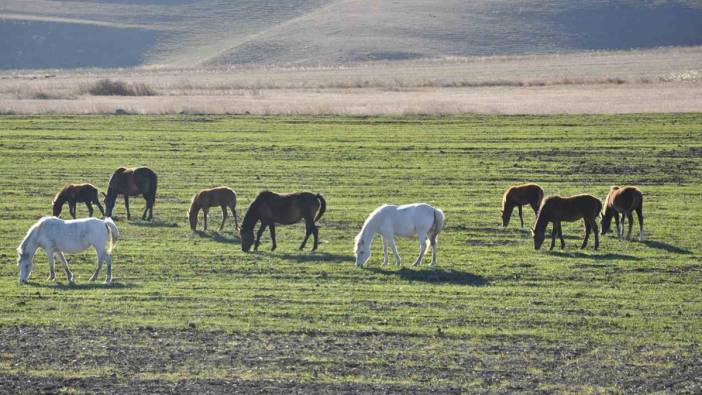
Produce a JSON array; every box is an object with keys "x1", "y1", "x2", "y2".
[{"x1": 0, "y1": 47, "x2": 701, "y2": 115}]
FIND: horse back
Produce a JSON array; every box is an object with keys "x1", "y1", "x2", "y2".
[
  {"x1": 253, "y1": 191, "x2": 318, "y2": 225},
  {"x1": 506, "y1": 183, "x2": 543, "y2": 206},
  {"x1": 611, "y1": 186, "x2": 642, "y2": 212}
]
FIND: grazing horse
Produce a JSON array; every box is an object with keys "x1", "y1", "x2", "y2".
[
  {"x1": 188, "y1": 187, "x2": 239, "y2": 232},
  {"x1": 103, "y1": 166, "x2": 157, "y2": 220},
  {"x1": 355, "y1": 203, "x2": 446, "y2": 268},
  {"x1": 240, "y1": 191, "x2": 326, "y2": 252},
  {"x1": 17, "y1": 216, "x2": 119, "y2": 284},
  {"x1": 601, "y1": 186, "x2": 644, "y2": 241},
  {"x1": 532, "y1": 194, "x2": 602, "y2": 251},
  {"x1": 52, "y1": 183, "x2": 105, "y2": 218},
  {"x1": 501, "y1": 183, "x2": 544, "y2": 228}
]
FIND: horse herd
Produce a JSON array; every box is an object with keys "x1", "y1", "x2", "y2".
[{"x1": 16, "y1": 166, "x2": 645, "y2": 284}]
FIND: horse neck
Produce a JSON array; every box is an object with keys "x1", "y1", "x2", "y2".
[
  {"x1": 534, "y1": 205, "x2": 550, "y2": 232},
  {"x1": 241, "y1": 201, "x2": 260, "y2": 231},
  {"x1": 359, "y1": 214, "x2": 380, "y2": 242},
  {"x1": 188, "y1": 201, "x2": 200, "y2": 222},
  {"x1": 18, "y1": 226, "x2": 41, "y2": 258}
]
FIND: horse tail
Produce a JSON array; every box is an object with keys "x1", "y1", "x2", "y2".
[
  {"x1": 314, "y1": 193, "x2": 326, "y2": 223},
  {"x1": 431, "y1": 207, "x2": 446, "y2": 237},
  {"x1": 104, "y1": 217, "x2": 120, "y2": 253}
]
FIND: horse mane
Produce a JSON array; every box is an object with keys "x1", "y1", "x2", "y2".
[
  {"x1": 241, "y1": 193, "x2": 266, "y2": 231},
  {"x1": 501, "y1": 187, "x2": 513, "y2": 211},
  {"x1": 354, "y1": 205, "x2": 386, "y2": 254},
  {"x1": 52, "y1": 186, "x2": 67, "y2": 204},
  {"x1": 17, "y1": 218, "x2": 45, "y2": 257}
]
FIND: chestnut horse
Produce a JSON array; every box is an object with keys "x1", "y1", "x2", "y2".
[
  {"x1": 240, "y1": 191, "x2": 326, "y2": 252},
  {"x1": 103, "y1": 166, "x2": 158, "y2": 220},
  {"x1": 188, "y1": 187, "x2": 239, "y2": 232},
  {"x1": 532, "y1": 194, "x2": 602, "y2": 250},
  {"x1": 52, "y1": 183, "x2": 104, "y2": 218},
  {"x1": 501, "y1": 183, "x2": 544, "y2": 228},
  {"x1": 601, "y1": 186, "x2": 644, "y2": 241}
]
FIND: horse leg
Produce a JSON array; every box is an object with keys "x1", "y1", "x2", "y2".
[
  {"x1": 47, "y1": 250, "x2": 56, "y2": 281},
  {"x1": 413, "y1": 232, "x2": 428, "y2": 266},
  {"x1": 89, "y1": 248, "x2": 104, "y2": 282},
  {"x1": 269, "y1": 224, "x2": 277, "y2": 251},
  {"x1": 141, "y1": 194, "x2": 149, "y2": 220},
  {"x1": 311, "y1": 225, "x2": 319, "y2": 251},
  {"x1": 388, "y1": 237, "x2": 401, "y2": 266},
  {"x1": 203, "y1": 208, "x2": 209, "y2": 231},
  {"x1": 254, "y1": 223, "x2": 268, "y2": 251},
  {"x1": 558, "y1": 224, "x2": 565, "y2": 249},
  {"x1": 429, "y1": 234, "x2": 438, "y2": 267},
  {"x1": 581, "y1": 220, "x2": 591, "y2": 249},
  {"x1": 148, "y1": 195, "x2": 154, "y2": 221},
  {"x1": 124, "y1": 195, "x2": 131, "y2": 220},
  {"x1": 86, "y1": 202, "x2": 94, "y2": 217},
  {"x1": 518, "y1": 205, "x2": 524, "y2": 228},
  {"x1": 593, "y1": 219, "x2": 600, "y2": 250},
  {"x1": 382, "y1": 236, "x2": 389, "y2": 265},
  {"x1": 299, "y1": 223, "x2": 312, "y2": 250},
  {"x1": 636, "y1": 205, "x2": 644, "y2": 241},
  {"x1": 95, "y1": 199, "x2": 105, "y2": 217},
  {"x1": 626, "y1": 211, "x2": 635, "y2": 241},
  {"x1": 231, "y1": 205, "x2": 239, "y2": 231},
  {"x1": 104, "y1": 254, "x2": 112, "y2": 284},
  {"x1": 549, "y1": 223, "x2": 557, "y2": 250},
  {"x1": 69, "y1": 202, "x2": 76, "y2": 219},
  {"x1": 219, "y1": 205, "x2": 228, "y2": 231},
  {"x1": 614, "y1": 212, "x2": 622, "y2": 240},
  {"x1": 56, "y1": 252, "x2": 74, "y2": 283}
]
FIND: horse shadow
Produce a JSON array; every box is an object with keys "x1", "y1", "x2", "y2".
[
  {"x1": 367, "y1": 267, "x2": 489, "y2": 286},
  {"x1": 549, "y1": 251, "x2": 642, "y2": 261},
  {"x1": 26, "y1": 281, "x2": 137, "y2": 290},
  {"x1": 129, "y1": 219, "x2": 178, "y2": 228},
  {"x1": 193, "y1": 230, "x2": 240, "y2": 244},
  {"x1": 641, "y1": 240, "x2": 692, "y2": 255},
  {"x1": 276, "y1": 252, "x2": 354, "y2": 264}
]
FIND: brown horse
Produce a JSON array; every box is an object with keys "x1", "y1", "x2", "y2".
[
  {"x1": 601, "y1": 186, "x2": 644, "y2": 241},
  {"x1": 240, "y1": 191, "x2": 326, "y2": 252},
  {"x1": 52, "y1": 183, "x2": 105, "y2": 218},
  {"x1": 103, "y1": 166, "x2": 158, "y2": 220},
  {"x1": 532, "y1": 194, "x2": 603, "y2": 250},
  {"x1": 188, "y1": 187, "x2": 239, "y2": 232},
  {"x1": 501, "y1": 183, "x2": 544, "y2": 227}
]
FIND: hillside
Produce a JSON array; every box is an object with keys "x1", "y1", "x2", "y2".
[{"x1": 1, "y1": 0, "x2": 702, "y2": 69}]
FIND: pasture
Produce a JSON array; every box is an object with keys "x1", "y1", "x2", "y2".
[{"x1": 0, "y1": 114, "x2": 700, "y2": 392}]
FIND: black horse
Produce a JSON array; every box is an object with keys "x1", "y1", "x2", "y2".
[{"x1": 103, "y1": 166, "x2": 158, "y2": 220}]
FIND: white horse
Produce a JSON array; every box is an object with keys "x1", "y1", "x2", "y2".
[
  {"x1": 17, "y1": 216, "x2": 120, "y2": 284},
  {"x1": 354, "y1": 203, "x2": 445, "y2": 268}
]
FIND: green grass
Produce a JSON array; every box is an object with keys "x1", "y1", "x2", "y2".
[{"x1": 0, "y1": 114, "x2": 701, "y2": 392}]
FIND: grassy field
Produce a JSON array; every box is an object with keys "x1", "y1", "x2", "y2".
[{"x1": 0, "y1": 114, "x2": 700, "y2": 392}]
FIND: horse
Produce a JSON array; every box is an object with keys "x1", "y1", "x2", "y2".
[
  {"x1": 52, "y1": 183, "x2": 105, "y2": 218},
  {"x1": 240, "y1": 191, "x2": 326, "y2": 252},
  {"x1": 354, "y1": 203, "x2": 446, "y2": 268},
  {"x1": 601, "y1": 186, "x2": 644, "y2": 241},
  {"x1": 531, "y1": 194, "x2": 602, "y2": 251},
  {"x1": 103, "y1": 166, "x2": 158, "y2": 221},
  {"x1": 188, "y1": 187, "x2": 239, "y2": 232},
  {"x1": 16, "y1": 216, "x2": 120, "y2": 284},
  {"x1": 501, "y1": 183, "x2": 544, "y2": 228}
]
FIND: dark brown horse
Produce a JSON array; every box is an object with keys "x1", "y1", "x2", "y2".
[
  {"x1": 188, "y1": 187, "x2": 239, "y2": 232},
  {"x1": 532, "y1": 194, "x2": 603, "y2": 250},
  {"x1": 103, "y1": 166, "x2": 158, "y2": 220},
  {"x1": 601, "y1": 186, "x2": 644, "y2": 241},
  {"x1": 240, "y1": 191, "x2": 326, "y2": 252},
  {"x1": 501, "y1": 183, "x2": 544, "y2": 227},
  {"x1": 52, "y1": 183, "x2": 105, "y2": 218}
]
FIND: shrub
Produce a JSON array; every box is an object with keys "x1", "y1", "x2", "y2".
[{"x1": 86, "y1": 79, "x2": 155, "y2": 96}]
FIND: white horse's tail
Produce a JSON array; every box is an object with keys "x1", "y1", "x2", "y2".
[
  {"x1": 430, "y1": 207, "x2": 446, "y2": 237},
  {"x1": 104, "y1": 217, "x2": 120, "y2": 253}
]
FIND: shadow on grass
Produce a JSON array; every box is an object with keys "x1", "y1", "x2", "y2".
[
  {"x1": 642, "y1": 240, "x2": 692, "y2": 255},
  {"x1": 26, "y1": 281, "x2": 137, "y2": 290},
  {"x1": 549, "y1": 251, "x2": 642, "y2": 261},
  {"x1": 193, "y1": 230, "x2": 240, "y2": 244},
  {"x1": 130, "y1": 219, "x2": 179, "y2": 228},
  {"x1": 276, "y1": 252, "x2": 354, "y2": 264},
  {"x1": 367, "y1": 267, "x2": 488, "y2": 286}
]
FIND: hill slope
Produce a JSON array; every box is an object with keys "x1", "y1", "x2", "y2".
[{"x1": 1, "y1": 0, "x2": 701, "y2": 69}]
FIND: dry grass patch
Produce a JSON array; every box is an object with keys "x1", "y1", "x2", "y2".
[{"x1": 84, "y1": 79, "x2": 156, "y2": 96}]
